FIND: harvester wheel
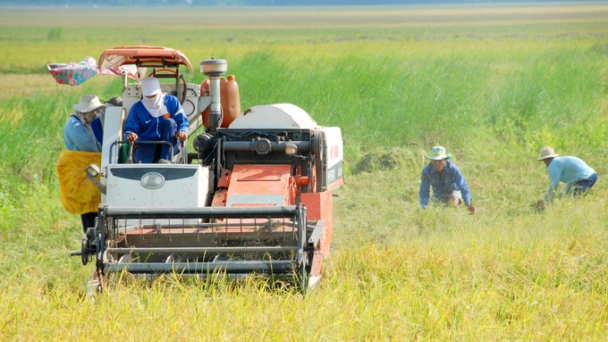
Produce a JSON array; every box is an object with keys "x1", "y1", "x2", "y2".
[{"x1": 81, "y1": 236, "x2": 91, "y2": 266}]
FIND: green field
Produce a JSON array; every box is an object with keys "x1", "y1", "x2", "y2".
[{"x1": 1, "y1": 3, "x2": 608, "y2": 340}]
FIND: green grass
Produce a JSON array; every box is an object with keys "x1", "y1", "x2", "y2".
[{"x1": 1, "y1": 3, "x2": 608, "y2": 340}]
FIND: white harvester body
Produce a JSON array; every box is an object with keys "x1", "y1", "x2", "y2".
[{"x1": 105, "y1": 164, "x2": 212, "y2": 208}]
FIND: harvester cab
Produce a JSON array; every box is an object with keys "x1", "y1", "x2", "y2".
[
  {"x1": 72, "y1": 46, "x2": 344, "y2": 294},
  {"x1": 96, "y1": 46, "x2": 199, "y2": 167}
]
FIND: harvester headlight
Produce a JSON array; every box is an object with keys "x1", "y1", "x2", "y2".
[
  {"x1": 86, "y1": 164, "x2": 100, "y2": 178},
  {"x1": 285, "y1": 143, "x2": 298, "y2": 155},
  {"x1": 85, "y1": 164, "x2": 106, "y2": 194},
  {"x1": 141, "y1": 172, "x2": 165, "y2": 189}
]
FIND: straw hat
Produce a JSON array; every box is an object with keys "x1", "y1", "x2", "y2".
[
  {"x1": 72, "y1": 94, "x2": 105, "y2": 113},
  {"x1": 426, "y1": 146, "x2": 452, "y2": 160},
  {"x1": 537, "y1": 146, "x2": 559, "y2": 161}
]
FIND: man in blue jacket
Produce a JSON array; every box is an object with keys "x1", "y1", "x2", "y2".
[
  {"x1": 536, "y1": 146, "x2": 597, "y2": 208},
  {"x1": 124, "y1": 77, "x2": 189, "y2": 163},
  {"x1": 419, "y1": 146, "x2": 476, "y2": 214}
]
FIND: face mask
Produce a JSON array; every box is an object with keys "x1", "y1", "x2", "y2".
[
  {"x1": 84, "y1": 111, "x2": 97, "y2": 124},
  {"x1": 143, "y1": 93, "x2": 161, "y2": 108}
]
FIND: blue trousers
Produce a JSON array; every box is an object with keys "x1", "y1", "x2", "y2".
[
  {"x1": 573, "y1": 173, "x2": 597, "y2": 197},
  {"x1": 133, "y1": 118, "x2": 178, "y2": 163}
]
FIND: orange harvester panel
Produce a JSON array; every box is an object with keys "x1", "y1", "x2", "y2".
[
  {"x1": 301, "y1": 191, "x2": 333, "y2": 257},
  {"x1": 301, "y1": 191, "x2": 333, "y2": 278},
  {"x1": 225, "y1": 164, "x2": 293, "y2": 207}
]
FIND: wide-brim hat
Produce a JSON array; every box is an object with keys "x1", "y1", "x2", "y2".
[
  {"x1": 72, "y1": 94, "x2": 105, "y2": 113},
  {"x1": 426, "y1": 146, "x2": 452, "y2": 160},
  {"x1": 537, "y1": 146, "x2": 559, "y2": 161}
]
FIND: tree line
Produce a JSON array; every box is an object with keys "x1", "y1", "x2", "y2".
[{"x1": 0, "y1": 0, "x2": 583, "y2": 6}]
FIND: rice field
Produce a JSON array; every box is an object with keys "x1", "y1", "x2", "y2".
[{"x1": 1, "y1": 3, "x2": 608, "y2": 340}]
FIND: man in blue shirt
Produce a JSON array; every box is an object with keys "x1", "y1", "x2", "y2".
[
  {"x1": 536, "y1": 146, "x2": 597, "y2": 208},
  {"x1": 419, "y1": 146, "x2": 476, "y2": 214},
  {"x1": 124, "y1": 77, "x2": 189, "y2": 163}
]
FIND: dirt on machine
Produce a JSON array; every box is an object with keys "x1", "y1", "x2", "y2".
[{"x1": 65, "y1": 46, "x2": 344, "y2": 294}]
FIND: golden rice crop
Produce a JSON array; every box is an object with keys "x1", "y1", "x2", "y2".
[{"x1": 1, "y1": 3, "x2": 608, "y2": 340}]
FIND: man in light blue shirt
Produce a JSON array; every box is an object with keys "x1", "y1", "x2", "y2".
[
  {"x1": 537, "y1": 146, "x2": 597, "y2": 207},
  {"x1": 63, "y1": 94, "x2": 105, "y2": 234},
  {"x1": 419, "y1": 146, "x2": 476, "y2": 214}
]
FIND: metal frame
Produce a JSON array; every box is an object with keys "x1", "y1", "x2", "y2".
[{"x1": 92, "y1": 205, "x2": 309, "y2": 288}]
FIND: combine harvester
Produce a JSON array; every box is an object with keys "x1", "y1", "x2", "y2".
[{"x1": 71, "y1": 46, "x2": 344, "y2": 294}]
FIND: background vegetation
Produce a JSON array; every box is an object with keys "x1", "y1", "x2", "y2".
[
  {"x1": 1, "y1": 0, "x2": 595, "y2": 7},
  {"x1": 1, "y1": 3, "x2": 608, "y2": 340}
]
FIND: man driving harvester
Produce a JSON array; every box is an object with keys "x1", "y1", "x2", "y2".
[
  {"x1": 419, "y1": 146, "x2": 476, "y2": 214},
  {"x1": 124, "y1": 76, "x2": 189, "y2": 163}
]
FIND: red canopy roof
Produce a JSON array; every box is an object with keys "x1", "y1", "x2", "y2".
[{"x1": 98, "y1": 46, "x2": 193, "y2": 74}]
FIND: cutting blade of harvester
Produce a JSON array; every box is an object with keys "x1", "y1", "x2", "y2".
[{"x1": 94, "y1": 204, "x2": 312, "y2": 293}]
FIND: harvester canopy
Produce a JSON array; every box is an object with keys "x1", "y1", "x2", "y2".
[{"x1": 98, "y1": 46, "x2": 194, "y2": 75}]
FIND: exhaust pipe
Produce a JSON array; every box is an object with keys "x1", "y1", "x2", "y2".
[{"x1": 199, "y1": 59, "x2": 227, "y2": 132}]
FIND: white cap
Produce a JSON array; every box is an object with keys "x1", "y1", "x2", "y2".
[{"x1": 141, "y1": 77, "x2": 161, "y2": 97}]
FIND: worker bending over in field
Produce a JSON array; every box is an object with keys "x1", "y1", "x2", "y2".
[
  {"x1": 419, "y1": 146, "x2": 476, "y2": 214},
  {"x1": 124, "y1": 77, "x2": 189, "y2": 163},
  {"x1": 536, "y1": 146, "x2": 597, "y2": 209},
  {"x1": 63, "y1": 94, "x2": 105, "y2": 233}
]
